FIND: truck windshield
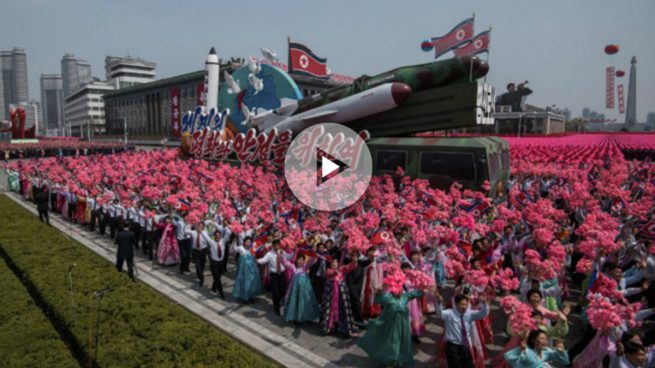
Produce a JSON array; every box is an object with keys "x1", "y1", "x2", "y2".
[{"x1": 419, "y1": 151, "x2": 476, "y2": 181}]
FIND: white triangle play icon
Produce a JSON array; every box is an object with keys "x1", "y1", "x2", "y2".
[{"x1": 321, "y1": 156, "x2": 340, "y2": 178}]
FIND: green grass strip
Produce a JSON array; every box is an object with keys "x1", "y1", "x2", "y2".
[
  {"x1": 0, "y1": 195, "x2": 278, "y2": 368},
  {"x1": 0, "y1": 258, "x2": 79, "y2": 368}
]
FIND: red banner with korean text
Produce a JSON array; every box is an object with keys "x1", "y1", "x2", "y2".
[
  {"x1": 171, "y1": 88, "x2": 181, "y2": 137},
  {"x1": 196, "y1": 83, "x2": 205, "y2": 108},
  {"x1": 606, "y1": 67, "x2": 615, "y2": 108},
  {"x1": 617, "y1": 84, "x2": 625, "y2": 114},
  {"x1": 189, "y1": 128, "x2": 293, "y2": 166}
]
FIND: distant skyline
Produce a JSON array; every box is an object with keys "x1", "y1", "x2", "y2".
[{"x1": 2, "y1": 0, "x2": 654, "y2": 121}]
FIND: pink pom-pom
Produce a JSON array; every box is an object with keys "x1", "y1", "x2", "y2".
[{"x1": 406, "y1": 269, "x2": 436, "y2": 291}]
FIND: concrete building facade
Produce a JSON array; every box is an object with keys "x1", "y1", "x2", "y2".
[
  {"x1": 0, "y1": 47, "x2": 29, "y2": 119},
  {"x1": 105, "y1": 56, "x2": 156, "y2": 89},
  {"x1": 64, "y1": 81, "x2": 114, "y2": 137},
  {"x1": 61, "y1": 53, "x2": 93, "y2": 97},
  {"x1": 40, "y1": 74, "x2": 65, "y2": 134}
]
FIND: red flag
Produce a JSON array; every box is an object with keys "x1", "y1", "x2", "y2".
[
  {"x1": 371, "y1": 230, "x2": 393, "y2": 245},
  {"x1": 288, "y1": 41, "x2": 328, "y2": 78},
  {"x1": 453, "y1": 30, "x2": 490, "y2": 57},
  {"x1": 606, "y1": 67, "x2": 615, "y2": 108},
  {"x1": 170, "y1": 88, "x2": 180, "y2": 137},
  {"x1": 196, "y1": 83, "x2": 205, "y2": 107},
  {"x1": 618, "y1": 84, "x2": 625, "y2": 114},
  {"x1": 429, "y1": 17, "x2": 474, "y2": 59}
]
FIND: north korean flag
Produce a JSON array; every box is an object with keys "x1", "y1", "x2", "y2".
[
  {"x1": 453, "y1": 30, "x2": 490, "y2": 57},
  {"x1": 288, "y1": 42, "x2": 329, "y2": 79},
  {"x1": 430, "y1": 17, "x2": 474, "y2": 59}
]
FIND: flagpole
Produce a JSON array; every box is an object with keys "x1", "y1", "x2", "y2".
[
  {"x1": 469, "y1": 13, "x2": 476, "y2": 83},
  {"x1": 484, "y1": 26, "x2": 492, "y2": 84},
  {"x1": 287, "y1": 37, "x2": 292, "y2": 74}
]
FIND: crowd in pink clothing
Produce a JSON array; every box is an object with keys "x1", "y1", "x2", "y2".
[{"x1": 5, "y1": 134, "x2": 655, "y2": 367}]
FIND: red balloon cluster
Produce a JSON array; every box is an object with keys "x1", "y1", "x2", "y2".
[
  {"x1": 615, "y1": 70, "x2": 625, "y2": 77},
  {"x1": 604, "y1": 44, "x2": 619, "y2": 55}
]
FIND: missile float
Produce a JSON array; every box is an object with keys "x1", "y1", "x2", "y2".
[
  {"x1": 246, "y1": 56, "x2": 487, "y2": 134},
  {"x1": 257, "y1": 82, "x2": 411, "y2": 133},
  {"x1": 293, "y1": 56, "x2": 488, "y2": 115}
]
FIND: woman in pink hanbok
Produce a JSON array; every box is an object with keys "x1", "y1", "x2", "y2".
[
  {"x1": 156, "y1": 217, "x2": 180, "y2": 266},
  {"x1": 320, "y1": 257, "x2": 358, "y2": 337},
  {"x1": 571, "y1": 329, "x2": 618, "y2": 368},
  {"x1": 412, "y1": 250, "x2": 437, "y2": 314},
  {"x1": 401, "y1": 263, "x2": 426, "y2": 339}
]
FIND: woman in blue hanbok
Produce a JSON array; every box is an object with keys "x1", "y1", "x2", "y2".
[
  {"x1": 232, "y1": 237, "x2": 263, "y2": 303},
  {"x1": 357, "y1": 287, "x2": 424, "y2": 367},
  {"x1": 504, "y1": 329, "x2": 569, "y2": 368},
  {"x1": 282, "y1": 253, "x2": 319, "y2": 323}
]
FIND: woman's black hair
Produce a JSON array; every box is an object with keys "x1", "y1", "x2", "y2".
[
  {"x1": 621, "y1": 329, "x2": 642, "y2": 345},
  {"x1": 623, "y1": 341, "x2": 645, "y2": 355},
  {"x1": 527, "y1": 289, "x2": 543, "y2": 301},
  {"x1": 531, "y1": 309, "x2": 544, "y2": 318},
  {"x1": 602, "y1": 262, "x2": 619, "y2": 273},
  {"x1": 527, "y1": 329, "x2": 547, "y2": 350}
]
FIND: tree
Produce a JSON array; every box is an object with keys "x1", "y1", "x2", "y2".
[{"x1": 565, "y1": 118, "x2": 585, "y2": 132}]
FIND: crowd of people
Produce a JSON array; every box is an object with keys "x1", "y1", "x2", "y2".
[
  {"x1": 4, "y1": 134, "x2": 655, "y2": 367},
  {"x1": 0, "y1": 139, "x2": 131, "y2": 160}
]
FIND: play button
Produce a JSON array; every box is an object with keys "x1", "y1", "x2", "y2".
[
  {"x1": 284, "y1": 123, "x2": 372, "y2": 211},
  {"x1": 318, "y1": 149, "x2": 348, "y2": 185},
  {"x1": 321, "y1": 155, "x2": 341, "y2": 178}
]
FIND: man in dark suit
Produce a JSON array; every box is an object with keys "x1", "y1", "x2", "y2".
[
  {"x1": 34, "y1": 185, "x2": 50, "y2": 225},
  {"x1": 115, "y1": 222, "x2": 137, "y2": 280},
  {"x1": 497, "y1": 81, "x2": 532, "y2": 112}
]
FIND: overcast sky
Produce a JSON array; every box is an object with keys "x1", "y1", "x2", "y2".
[{"x1": 3, "y1": 0, "x2": 654, "y2": 121}]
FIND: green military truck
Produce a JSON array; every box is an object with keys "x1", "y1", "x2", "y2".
[{"x1": 367, "y1": 136, "x2": 510, "y2": 196}]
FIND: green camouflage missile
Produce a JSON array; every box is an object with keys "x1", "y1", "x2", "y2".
[{"x1": 295, "y1": 56, "x2": 488, "y2": 114}]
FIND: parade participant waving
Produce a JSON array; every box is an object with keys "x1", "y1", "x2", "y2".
[{"x1": 357, "y1": 273, "x2": 427, "y2": 367}]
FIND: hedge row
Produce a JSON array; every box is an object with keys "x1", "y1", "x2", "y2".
[
  {"x1": 0, "y1": 259, "x2": 78, "y2": 368},
  {"x1": 0, "y1": 195, "x2": 278, "y2": 368}
]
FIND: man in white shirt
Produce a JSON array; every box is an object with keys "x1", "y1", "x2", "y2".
[
  {"x1": 127, "y1": 205, "x2": 140, "y2": 250},
  {"x1": 186, "y1": 222, "x2": 210, "y2": 287},
  {"x1": 99, "y1": 201, "x2": 109, "y2": 236},
  {"x1": 173, "y1": 215, "x2": 192, "y2": 274},
  {"x1": 88, "y1": 197, "x2": 99, "y2": 232},
  {"x1": 108, "y1": 199, "x2": 120, "y2": 239},
  {"x1": 206, "y1": 229, "x2": 227, "y2": 299},
  {"x1": 137, "y1": 206, "x2": 149, "y2": 257},
  {"x1": 436, "y1": 293, "x2": 489, "y2": 368},
  {"x1": 611, "y1": 341, "x2": 654, "y2": 368},
  {"x1": 257, "y1": 239, "x2": 286, "y2": 315}
]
